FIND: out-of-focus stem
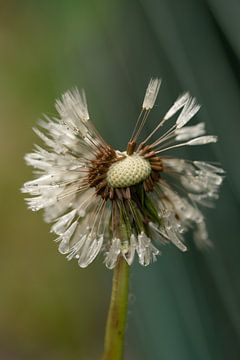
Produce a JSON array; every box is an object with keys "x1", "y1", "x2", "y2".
[{"x1": 102, "y1": 257, "x2": 129, "y2": 360}]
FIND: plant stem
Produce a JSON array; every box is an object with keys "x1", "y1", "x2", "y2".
[{"x1": 102, "y1": 257, "x2": 130, "y2": 360}]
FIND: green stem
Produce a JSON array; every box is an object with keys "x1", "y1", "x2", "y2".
[{"x1": 102, "y1": 257, "x2": 130, "y2": 360}]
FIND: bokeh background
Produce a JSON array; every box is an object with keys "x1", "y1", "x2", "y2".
[{"x1": 0, "y1": 0, "x2": 240, "y2": 359}]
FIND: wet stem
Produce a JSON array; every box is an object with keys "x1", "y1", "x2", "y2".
[{"x1": 102, "y1": 257, "x2": 130, "y2": 360}]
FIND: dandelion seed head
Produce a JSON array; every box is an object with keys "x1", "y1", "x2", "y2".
[{"x1": 22, "y1": 78, "x2": 224, "y2": 269}]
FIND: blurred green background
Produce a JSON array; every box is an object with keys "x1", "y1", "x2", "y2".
[{"x1": 0, "y1": 1, "x2": 240, "y2": 359}]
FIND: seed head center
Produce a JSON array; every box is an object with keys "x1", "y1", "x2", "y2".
[{"x1": 107, "y1": 154, "x2": 151, "y2": 188}]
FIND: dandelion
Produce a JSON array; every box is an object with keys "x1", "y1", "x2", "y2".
[
  {"x1": 22, "y1": 79, "x2": 223, "y2": 359},
  {"x1": 22, "y1": 79, "x2": 223, "y2": 269}
]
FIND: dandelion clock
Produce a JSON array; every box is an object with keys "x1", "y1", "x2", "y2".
[{"x1": 22, "y1": 78, "x2": 223, "y2": 359}]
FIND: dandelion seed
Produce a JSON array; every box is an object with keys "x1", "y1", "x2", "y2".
[{"x1": 22, "y1": 79, "x2": 223, "y2": 268}]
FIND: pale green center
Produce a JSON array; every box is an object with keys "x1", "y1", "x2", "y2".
[{"x1": 107, "y1": 154, "x2": 151, "y2": 188}]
